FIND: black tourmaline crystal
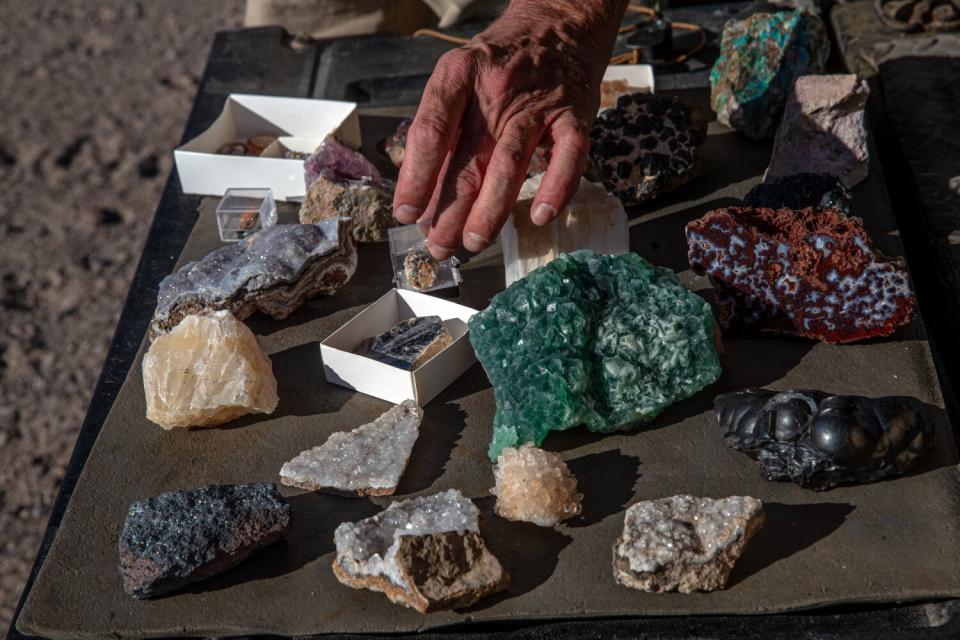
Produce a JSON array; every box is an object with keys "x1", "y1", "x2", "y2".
[
  {"x1": 743, "y1": 173, "x2": 852, "y2": 214},
  {"x1": 118, "y1": 483, "x2": 291, "y2": 598},
  {"x1": 714, "y1": 389, "x2": 934, "y2": 490}
]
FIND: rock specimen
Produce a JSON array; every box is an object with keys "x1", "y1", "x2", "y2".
[
  {"x1": 686, "y1": 206, "x2": 915, "y2": 342},
  {"x1": 151, "y1": 219, "x2": 357, "y2": 337},
  {"x1": 715, "y1": 388, "x2": 934, "y2": 490},
  {"x1": 333, "y1": 489, "x2": 510, "y2": 612},
  {"x1": 501, "y1": 174, "x2": 628, "y2": 286},
  {"x1": 469, "y1": 250, "x2": 722, "y2": 460},
  {"x1": 765, "y1": 74, "x2": 870, "y2": 189},
  {"x1": 492, "y1": 444, "x2": 582, "y2": 526},
  {"x1": 280, "y1": 400, "x2": 423, "y2": 495},
  {"x1": 379, "y1": 117, "x2": 411, "y2": 168},
  {"x1": 743, "y1": 173, "x2": 852, "y2": 214},
  {"x1": 363, "y1": 316, "x2": 453, "y2": 370},
  {"x1": 300, "y1": 135, "x2": 397, "y2": 243},
  {"x1": 143, "y1": 310, "x2": 278, "y2": 429},
  {"x1": 119, "y1": 483, "x2": 290, "y2": 598},
  {"x1": 612, "y1": 495, "x2": 765, "y2": 593},
  {"x1": 710, "y1": 9, "x2": 830, "y2": 139},
  {"x1": 590, "y1": 93, "x2": 707, "y2": 204},
  {"x1": 403, "y1": 243, "x2": 440, "y2": 290}
]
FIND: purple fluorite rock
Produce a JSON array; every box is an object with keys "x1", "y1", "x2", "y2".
[{"x1": 304, "y1": 135, "x2": 381, "y2": 189}]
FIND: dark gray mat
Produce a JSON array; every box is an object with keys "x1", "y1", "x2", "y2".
[{"x1": 16, "y1": 117, "x2": 960, "y2": 638}]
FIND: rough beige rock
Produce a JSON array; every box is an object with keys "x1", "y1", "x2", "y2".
[
  {"x1": 492, "y1": 444, "x2": 582, "y2": 527},
  {"x1": 613, "y1": 495, "x2": 765, "y2": 593},
  {"x1": 142, "y1": 310, "x2": 278, "y2": 429},
  {"x1": 298, "y1": 175, "x2": 397, "y2": 243}
]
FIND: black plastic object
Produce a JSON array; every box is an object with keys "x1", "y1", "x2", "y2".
[
  {"x1": 626, "y1": 13, "x2": 675, "y2": 62},
  {"x1": 715, "y1": 389, "x2": 934, "y2": 490}
]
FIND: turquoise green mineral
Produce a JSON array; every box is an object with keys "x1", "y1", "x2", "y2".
[
  {"x1": 470, "y1": 251, "x2": 722, "y2": 460},
  {"x1": 709, "y1": 9, "x2": 829, "y2": 140}
]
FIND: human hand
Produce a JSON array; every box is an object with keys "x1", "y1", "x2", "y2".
[{"x1": 393, "y1": 0, "x2": 629, "y2": 259}]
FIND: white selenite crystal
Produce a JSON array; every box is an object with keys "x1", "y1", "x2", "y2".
[
  {"x1": 500, "y1": 174, "x2": 628, "y2": 286},
  {"x1": 280, "y1": 400, "x2": 423, "y2": 495}
]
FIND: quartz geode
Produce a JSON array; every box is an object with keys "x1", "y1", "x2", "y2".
[
  {"x1": 143, "y1": 310, "x2": 278, "y2": 429},
  {"x1": 686, "y1": 206, "x2": 915, "y2": 342},
  {"x1": 300, "y1": 135, "x2": 397, "y2": 243},
  {"x1": 280, "y1": 400, "x2": 423, "y2": 496},
  {"x1": 119, "y1": 483, "x2": 290, "y2": 598},
  {"x1": 469, "y1": 250, "x2": 722, "y2": 460},
  {"x1": 710, "y1": 9, "x2": 830, "y2": 139},
  {"x1": 492, "y1": 444, "x2": 582, "y2": 527},
  {"x1": 333, "y1": 489, "x2": 509, "y2": 612},
  {"x1": 613, "y1": 495, "x2": 765, "y2": 593},
  {"x1": 363, "y1": 316, "x2": 453, "y2": 370},
  {"x1": 151, "y1": 219, "x2": 357, "y2": 337},
  {"x1": 743, "y1": 173, "x2": 852, "y2": 214},
  {"x1": 715, "y1": 388, "x2": 934, "y2": 490},
  {"x1": 590, "y1": 93, "x2": 707, "y2": 205}
]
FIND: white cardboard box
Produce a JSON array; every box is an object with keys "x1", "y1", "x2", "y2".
[
  {"x1": 600, "y1": 64, "x2": 656, "y2": 111},
  {"x1": 174, "y1": 94, "x2": 360, "y2": 201},
  {"x1": 320, "y1": 289, "x2": 478, "y2": 405}
]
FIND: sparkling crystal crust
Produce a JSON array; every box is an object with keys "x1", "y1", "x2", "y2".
[
  {"x1": 492, "y1": 444, "x2": 582, "y2": 526},
  {"x1": 142, "y1": 310, "x2": 278, "y2": 429},
  {"x1": 469, "y1": 250, "x2": 722, "y2": 460},
  {"x1": 613, "y1": 495, "x2": 764, "y2": 593},
  {"x1": 280, "y1": 400, "x2": 423, "y2": 495}
]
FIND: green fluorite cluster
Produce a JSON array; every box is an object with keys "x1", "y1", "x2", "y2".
[
  {"x1": 470, "y1": 251, "x2": 722, "y2": 460},
  {"x1": 709, "y1": 9, "x2": 829, "y2": 140}
]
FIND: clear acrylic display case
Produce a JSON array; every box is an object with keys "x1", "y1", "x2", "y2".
[
  {"x1": 388, "y1": 224, "x2": 462, "y2": 294},
  {"x1": 215, "y1": 188, "x2": 278, "y2": 242}
]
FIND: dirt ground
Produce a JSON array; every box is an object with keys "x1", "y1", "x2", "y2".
[{"x1": 0, "y1": 1, "x2": 244, "y2": 627}]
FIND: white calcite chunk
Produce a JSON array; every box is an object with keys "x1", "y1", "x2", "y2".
[
  {"x1": 142, "y1": 311, "x2": 278, "y2": 429},
  {"x1": 613, "y1": 495, "x2": 765, "y2": 593},
  {"x1": 333, "y1": 489, "x2": 509, "y2": 612},
  {"x1": 279, "y1": 400, "x2": 423, "y2": 496},
  {"x1": 492, "y1": 444, "x2": 582, "y2": 526}
]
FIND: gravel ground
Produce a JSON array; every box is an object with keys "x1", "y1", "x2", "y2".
[{"x1": 0, "y1": 1, "x2": 244, "y2": 627}]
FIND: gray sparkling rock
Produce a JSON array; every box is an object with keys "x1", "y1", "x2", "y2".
[
  {"x1": 118, "y1": 483, "x2": 290, "y2": 598},
  {"x1": 333, "y1": 489, "x2": 509, "y2": 612},
  {"x1": 363, "y1": 316, "x2": 453, "y2": 370},
  {"x1": 765, "y1": 74, "x2": 870, "y2": 189},
  {"x1": 403, "y1": 244, "x2": 440, "y2": 291},
  {"x1": 279, "y1": 400, "x2": 423, "y2": 496},
  {"x1": 150, "y1": 219, "x2": 357, "y2": 337},
  {"x1": 613, "y1": 495, "x2": 765, "y2": 593}
]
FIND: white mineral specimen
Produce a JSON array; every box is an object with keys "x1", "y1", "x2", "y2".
[
  {"x1": 142, "y1": 311, "x2": 278, "y2": 429},
  {"x1": 501, "y1": 175, "x2": 628, "y2": 286},
  {"x1": 333, "y1": 489, "x2": 509, "y2": 612},
  {"x1": 613, "y1": 495, "x2": 765, "y2": 593},
  {"x1": 279, "y1": 400, "x2": 423, "y2": 496},
  {"x1": 491, "y1": 444, "x2": 582, "y2": 526}
]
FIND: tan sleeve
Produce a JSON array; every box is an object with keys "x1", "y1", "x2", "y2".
[{"x1": 420, "y1": 0, "x2": 504, "y2": 28}]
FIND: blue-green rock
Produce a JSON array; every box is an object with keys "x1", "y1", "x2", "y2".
[
  {"x1": 469, "y1": 251, "x2": 722, "y2": 460},
  {"x1": 709, "y1": 9, "x2": 829, "y2": 140}
]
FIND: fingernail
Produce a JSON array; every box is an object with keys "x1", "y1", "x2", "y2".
[
  {"x1": 428, "y1": 243, "x2": 454, "y2": 260},
  {"x1": 531, "y1": 203, "x2": 556, "y2": 225},
  {"x1": 395, "y1": 204, "x2": 422, "y2": 222},
  {"x1": 416, "y1": 216, "x2": 433, "y2": 236},
  {"x1": 463, "y1": 232, "x2": 488, "y2": 252}
]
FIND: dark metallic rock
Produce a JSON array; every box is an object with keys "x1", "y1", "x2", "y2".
[
  {"x1": 714, "y1": 389, "x2": 934, "y2": 490},
  {"x1": 743, "y1": 173, "x2": 853, "y2": 214},
  {"x1": 150, "y1": 220, "x2": 357, "y2": 337},
  {"x1": 118, "y1": 483, "x2": 291, "y2": 598},
  {"x1": 365, "y1": 316, "x2": 453, "y2": 370}
]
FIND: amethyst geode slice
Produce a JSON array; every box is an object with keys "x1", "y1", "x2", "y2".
[
  {"x1": 715, "y1": 389, "x2": 933, "y2": 490},
  {"x1": 300, "y1": 135, "x2": 397, "y2": 243},
  {"x1": 150, "y1": 219, "x2": 357, "y2": 337},
  {"x1": 119, "y1": 483, "x2": 291, "y2": 598}
]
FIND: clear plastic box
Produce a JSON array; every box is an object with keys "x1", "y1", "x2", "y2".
[
  {"x1": 388, "y1": 224, "x2": 462, "y2": 293},
  {"x1": 215, "y1": 188, "x2": 278, "y2": 242}
]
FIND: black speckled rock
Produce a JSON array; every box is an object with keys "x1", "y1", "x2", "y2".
[
  {"x1": 715, "y1": 389, "x2": 933, "y2": 490},
  {"x1": 365, "y1": 316, "x2": 453, "y2": 370},
  {"x1": 150, "y1": 220, "x2": 357, "y2": 338},
  {"x1": 118, "y1": 483, "x2": 291, "y2": 598},
  {"x1": 743, "y1": 173, "x2": 853, "y2": 214}
]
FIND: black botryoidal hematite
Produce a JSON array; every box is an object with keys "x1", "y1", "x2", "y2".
[
  {"x1": 714, "y1": 389, "x2": 933, "y2": 490},
  {"x1": 743, "y1": 173, "x2": 852, "y2": 214}
]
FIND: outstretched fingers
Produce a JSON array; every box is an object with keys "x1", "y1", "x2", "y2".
[
  {"x1": 393, "y1": 49, "x2": 473, "y2": 224},
  {"x1": 531, "y1": 111, "x2": 590, "y2": 226}
]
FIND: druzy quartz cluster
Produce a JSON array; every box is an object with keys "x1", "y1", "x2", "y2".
[
  {"x1": 469, "y1": 250, "x2": 722, "y2": 460},
  {"x1": 492, "y1": 444, "x2": 582, "y2": 527}
]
